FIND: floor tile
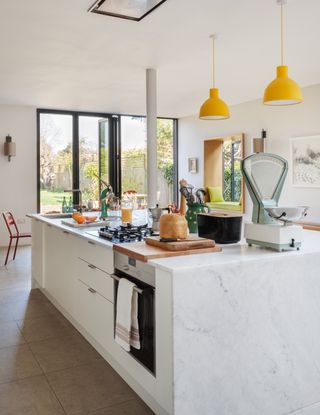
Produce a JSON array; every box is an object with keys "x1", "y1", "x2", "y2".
[
  {"x1": 0, "y1": 287, "x2": 49, "y2": 305},
  {"x1": 0, "y1": 302, "x2": 17, "y2": 324},
  {"x1": 0, "y1": 344, "x2": 43, "y2": 384},
  {"x1": 29, "y1": 332, "x2": 103, "y2": 373},
  {"x1": 0, "y1": 321, "x2": 25, "y2": 349},
  {"x1": 87, "y1": 399, "x2": 155, "y2": 415},
  {"x1": 0, "y1": 298, "x2": 60, "y2": 323},
  {"x1": 17, "y1": 312, "x2": 77, "y2": 343},
  {"x1": 0, "y1": 374, "x2": 65, "y2": 415},
  {"x1": 0, "y1": 247, "x2": 31, "y2": 291},
  {"x1": 0, "y1": 275, "x2": 30, "y2": 291},
  {"x1": 46, "y1": 361, "x2": 136, "y2": 415}
]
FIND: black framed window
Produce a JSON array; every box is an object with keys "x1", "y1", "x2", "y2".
[{"x1": 37, "y1": 109, "x2": 178, "y2": 213}]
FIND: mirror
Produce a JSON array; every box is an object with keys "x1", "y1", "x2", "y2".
[
  {"x1": 242, "y1": 154, "x2": 287, "y2": 204},
  {"x1": 204, "y1": 134, "x2": 245, "y2": 213}
]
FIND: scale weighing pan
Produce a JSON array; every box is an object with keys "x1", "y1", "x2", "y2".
[{"x1": 265, "y1": 206, "x2": 308, "y2": 224}]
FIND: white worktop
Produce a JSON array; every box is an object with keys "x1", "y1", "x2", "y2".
[
  {"x1": 30, "y1": 214, "x2": 320, "y2": 272},
  {"x1": 150, "y1": 229, "x2": 320, "y2": 272},
  {"x1": 29, "y1": 214, "x2": 114, "y2": 249}
]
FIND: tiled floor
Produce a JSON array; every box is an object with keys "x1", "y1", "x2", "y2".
[{"x1": 0, "y1": 246, "x2": 154, "y2": 415}]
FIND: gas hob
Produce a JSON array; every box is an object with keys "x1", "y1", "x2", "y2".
[{"x1": 96, "y1": 223, "x2": 153, "y2": 244}]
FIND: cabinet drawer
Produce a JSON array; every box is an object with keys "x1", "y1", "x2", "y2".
[
  {"x1": 77, "y1": 237, "x2": 113, "y2": 274},
  {"x1": 77, "y1": 258, "x2": 114, "y2": 303},
  {"x1": 75, "y1": 279, "x2": 114, "y2": 350}
]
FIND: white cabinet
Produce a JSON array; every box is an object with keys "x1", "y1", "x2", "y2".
[
  {"x1": 77, "y1": 237, "x2": 113, "y2": 274},
  {"x1": 74, "y1": 254, "x2": 115, "y2": 350},
  {"x1": 77, "y1": 258, "x2": 114, "y2": 303},
  {"x1": 42, "y1": 222, "x2": 115, "y2": 350},
  {"x1": 33, "y1": 219, "x2": 171, "y2": 415},
  {"x1": 31, "y1": 218, "x2": 43, "y2": 287},
  {"x1": 74, "y1": 278, "x2": 114, "y2": 350},
  {"x1": 43, "y1": 224, "x2": 76, "y2": 314}
]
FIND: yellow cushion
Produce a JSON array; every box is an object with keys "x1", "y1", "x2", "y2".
[
  {"x1": 207, "y1": 202, "x2": 241, "y2": 211},
  {"x1": 208, "y1": 186, "x2": 224, "y2": 202}
]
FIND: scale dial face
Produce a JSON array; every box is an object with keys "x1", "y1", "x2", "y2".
[{"x1": 242, "y1": 154, "x2": 287, "y2": 203}]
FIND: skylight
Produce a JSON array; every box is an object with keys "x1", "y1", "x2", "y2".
[{"x1": 88, "y1": 0, "x2": 168, "y2": 21}]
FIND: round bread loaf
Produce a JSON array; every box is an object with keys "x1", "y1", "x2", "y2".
[{"x1": 159, "y1": 213, "x2": 189, "y2": 239}]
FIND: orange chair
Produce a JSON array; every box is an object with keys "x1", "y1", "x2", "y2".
[{"x1": 2, "y1": 212, "x2": 31, "y2": 266}]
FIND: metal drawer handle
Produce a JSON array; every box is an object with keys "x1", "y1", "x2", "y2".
[
  {"x1": 47, "y1": 224, "x2": 53, "y2": 227},
  {"x1": 88, "y1": 287, "x2": 97, "y2": 294},
  {"x1": 63, "y1": 230, "x2": 70, "y2": 235},
  {"x1": 88, "y1": 264, "x2": 96, "y2": 270},
  {"x1": 88, "y1": 241, "x2": 95, "y2": 245}
]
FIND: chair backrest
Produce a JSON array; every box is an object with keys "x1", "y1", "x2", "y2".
[{"x1": 2, "y1": 212, "x2": 19, "y2": 236}]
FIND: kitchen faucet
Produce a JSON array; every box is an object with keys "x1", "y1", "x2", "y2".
[{"x1": 64, "y1": 189, "x2": 83, "y2": 213}]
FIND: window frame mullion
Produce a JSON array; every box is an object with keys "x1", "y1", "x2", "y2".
[{"x1": 73, "y1": 113, "x2": 80, "y2": 206}]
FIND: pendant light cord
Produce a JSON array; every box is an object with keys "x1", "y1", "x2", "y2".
[
  {"x1": 280, "y1": 2, "x2": 284, "y2": 65},
  {"x1": 210, "y1": 34, "x2": 216, "y2": 87}
]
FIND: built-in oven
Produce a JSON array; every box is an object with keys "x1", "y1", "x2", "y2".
[{"x1": 111, "y1": 252, "x2": 155, "y2": 375}]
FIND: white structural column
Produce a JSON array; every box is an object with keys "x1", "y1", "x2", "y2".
[{"x1": 146, "y1": 68, "x2": 158, "y2": 207}]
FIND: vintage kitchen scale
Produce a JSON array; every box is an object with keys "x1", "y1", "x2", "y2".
[{"x1": 241, "y1": 153, "x2": 308, "y2": 252}]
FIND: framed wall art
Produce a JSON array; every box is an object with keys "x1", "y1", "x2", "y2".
[
  {"x1": 291, "y1": 135, "x2": 320, "y2": 187},
  {"x1": 188, "y1": 158, "x2": 198, "y2": 174}
]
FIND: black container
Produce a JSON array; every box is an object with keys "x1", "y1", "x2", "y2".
[{"x1": 197, "y1": 213, "x2": 242, "y2": 244}]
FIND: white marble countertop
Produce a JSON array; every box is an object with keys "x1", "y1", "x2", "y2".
[
  {"x1": 150, "y1": 230, "x2": 320, "y2": 272},
  {"x1": 28, "y1": 214, "x2": 114, "y2": 249},
  {"x1": 29, "y1": 214, "x2": 320, "y2": 273}
]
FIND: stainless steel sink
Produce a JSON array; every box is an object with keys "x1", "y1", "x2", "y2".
[{"x1": 40, "y1": 213, "x2": 72, "y2": 219}]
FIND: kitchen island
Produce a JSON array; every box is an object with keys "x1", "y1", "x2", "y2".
[{"x1": 30, "y1": 214, "x2": 320, "y2": 415}]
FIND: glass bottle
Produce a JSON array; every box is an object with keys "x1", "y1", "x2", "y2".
[
  {"x1": 62, "y1": 197, "x2": 68, "y2": 213},
  {"x1": 68, "y1": 196, "x2": 73, "y2": 213}
]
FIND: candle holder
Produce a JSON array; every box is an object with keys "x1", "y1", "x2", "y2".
[{"x1": 4, "y1": 135, "x2": 16, "y2": 162}]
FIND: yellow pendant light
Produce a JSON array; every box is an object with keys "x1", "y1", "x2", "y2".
[
  {"x1": 264, "y1": 0, "x2": 303, "y2": 105},
  {"x1": 199, "y1": 35, "x2": 230, "y2": 120}
]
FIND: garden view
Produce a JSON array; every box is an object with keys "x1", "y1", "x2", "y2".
[{"x1": 39, "y1": 114, "x2": 174, "y2": 212}]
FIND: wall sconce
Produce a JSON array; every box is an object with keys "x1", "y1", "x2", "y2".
[
  {"x1": 4, "y1": 135, "x2": 16, "y2": 162},
  {"x1": 253, "y1": 129, "x2": 267, "y2": 153}
]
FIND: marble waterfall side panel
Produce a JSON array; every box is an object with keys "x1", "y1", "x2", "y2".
[{"x1": 172, "y1": 253, "x2": 320, "y2": 415}]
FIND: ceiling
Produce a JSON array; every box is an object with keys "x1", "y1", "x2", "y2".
[{"x1": 0, "y1": 0, "x2": 319, "y2": 118}]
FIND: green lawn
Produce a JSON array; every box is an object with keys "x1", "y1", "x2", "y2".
[{"x1": 41, "y1": 190, "x2": 66, "y2": 206}]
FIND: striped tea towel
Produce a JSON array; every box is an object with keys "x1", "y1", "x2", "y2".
[{"x1": 115, "y1": 278, "x2": 141, "y2": 351}]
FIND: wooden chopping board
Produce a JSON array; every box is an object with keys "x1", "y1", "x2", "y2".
[
  {"x1": 145, "y1": 236, "x2": 215, "y2": 251},
  {"x1": 113, "y1": 242, "x2": 221, "y2": 262}
]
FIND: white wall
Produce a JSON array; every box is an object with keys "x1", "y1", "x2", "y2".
[
  {"x1": 0, "y1": 83, "x2": 319, "y2": 251},
  {"x1": 0, "y1": 105, "x2": 37, "y2": 247},
  {"x1": 178, "y1": 83, "x2": 320, "y2": 223}
]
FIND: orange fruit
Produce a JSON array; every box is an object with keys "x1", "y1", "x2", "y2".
[
  {"x1": 72, "y1": 212, "x2": 81, "y2": 220},
  {"x1": 75, "y1": 216, "x2": 86, "y2": 224}
]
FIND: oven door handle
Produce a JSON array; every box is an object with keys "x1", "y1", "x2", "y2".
[{"x1": 110, "y1": 274, "x2": 144, "y2": 295}]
